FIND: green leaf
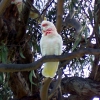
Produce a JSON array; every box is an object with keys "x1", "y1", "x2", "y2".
[
  {"x1": 32, "y1": 70, "x2": 37, "y2": 78},
  {"x1": 90, "y1": 55, "x2": 94, "y2": 66},
  {"x1": 88, "y1": 8, "x2": 93, "y2": 21},
  {"x1": 0, "y1": 51, "x2": 2, "y2": 61},
  {"x1": 29, "y1": 71, "x2": 37, "y2": 86},
  {"x1": 72, "y1": 37, "x2": 81, "y2": 51},
  {"x1": 1, "y1": 45, "x2": 8, "y2": 63},
  {"x1": 0, "y1": 72, "x2": 3, "y2": 84},
  {"x1": 19, "y1": 48, "x2": 25, "y2": 59}
]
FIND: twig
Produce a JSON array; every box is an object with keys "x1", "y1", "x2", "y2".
[
  {"x1": 42, "y1": 0, "x2": 53, "y2": 20},
  {"x1": 41, "y1": 0, "x2": 54, "y2": 15}
]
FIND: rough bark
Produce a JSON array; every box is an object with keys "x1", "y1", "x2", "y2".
[
  {"x1": 61, "y1": 77, "x2": 100, "y2": 100},
  {"x1": 0, "y1": 0, "x2": 39, "y2": 99}
]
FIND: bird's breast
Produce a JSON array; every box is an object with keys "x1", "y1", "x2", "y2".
[{"x1": 40, "y1": 35, "x2": 60, "y2": 55}]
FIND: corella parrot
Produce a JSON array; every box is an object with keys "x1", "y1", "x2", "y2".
[{"x1": 40, "y1": 20, "x2": 63, "y2": 78}]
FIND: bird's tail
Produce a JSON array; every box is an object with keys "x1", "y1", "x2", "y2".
[{"x1": 42, "y1": 62, "x2": 59, "y2": 78}]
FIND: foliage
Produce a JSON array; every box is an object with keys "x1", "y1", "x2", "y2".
[{"x1": 0, "y1": 0, "x2": 100, "y2": 100}]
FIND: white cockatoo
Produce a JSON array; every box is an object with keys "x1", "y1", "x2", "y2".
[{"x1": 40, "y1": 20, "x2": 63, "y2": 78}]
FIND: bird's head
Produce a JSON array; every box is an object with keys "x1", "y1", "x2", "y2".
[{"x1": 41, "y1": 20, "x2": 57, "y2": 36}]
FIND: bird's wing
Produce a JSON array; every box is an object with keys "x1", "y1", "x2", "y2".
[
  {"x1": 40, "y1": 36, "x2": 46, "y2": 56},
  {"x1": 40, "y1": 37, "x2": 43, "y2": 55},
  {"x1": 54, "y1": 34, "x2": 63, "y2": 55}
]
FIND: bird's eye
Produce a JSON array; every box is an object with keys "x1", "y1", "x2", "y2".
[{"x1": 42, "y1": 24, "x2": 48, "y2": 27}]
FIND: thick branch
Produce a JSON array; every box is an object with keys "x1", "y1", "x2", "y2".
[
  {"x1": 0, "y1": 48, "x2": 100, "y2": 72},
  {"x1": 61, "y1": 77, "x2": 100, "y2": 97},
  {"x1": 56, "y1": 0, "x2": 64, "y2": 33}
]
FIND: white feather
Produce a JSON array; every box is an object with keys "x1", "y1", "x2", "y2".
[{"x1": 40, "y1": 21, "x2": 63, "y2": 78}]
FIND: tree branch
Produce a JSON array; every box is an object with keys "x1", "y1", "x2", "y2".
[
  {"x1": 61, "y1": 77, "x2": 100, "y2": 98},
  {"x1": 41, "y1": 0, "x2": 54, "y2": 16},
  {"x1": 41, "y1": 0, "x2": 53, "y2": 20},
  {"x1": 56, "y1": 0, "x2": 64, "y2": 33},
  {"x1": 40, "y1": 78, "x2": 52, "y2": 100},
  {"x1": 0, "y1": 48, "x2": 100, "y2": 72},
  {"x1": 48, "y1": 69, "x2": 62, "y2": 99}
]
